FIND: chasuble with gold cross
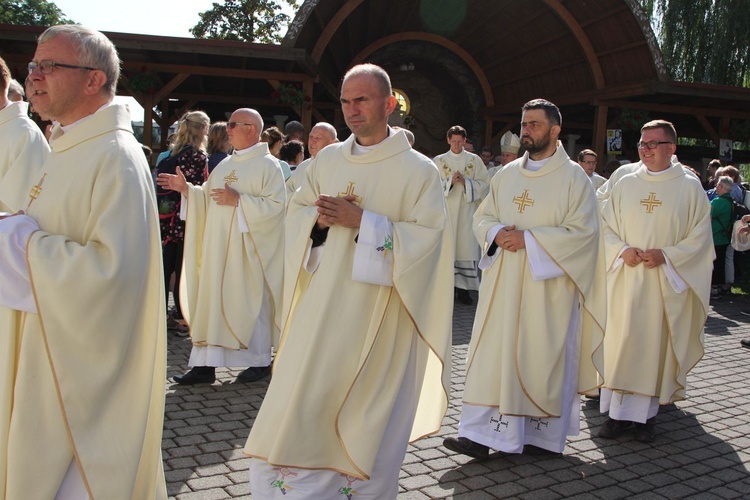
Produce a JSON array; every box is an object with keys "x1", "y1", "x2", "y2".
[
  {"x1": 180, "y1": 142, "x2": 286, "y2": 355},
  {"x1": 244, "y1": 130, "x2": 453, "y2": 482},
  {"x1": 600, "y1": 163, "x2": 713, "y2": 406}
]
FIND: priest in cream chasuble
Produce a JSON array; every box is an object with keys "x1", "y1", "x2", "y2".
[
  {"x1": 244, "y1": 63, "x2": 453, "y2": 499},
  {"x1": 180, "y1": 140, "x2": 285, "y2": 366},
  {"x1": 597, "y1": 121, "x2": 713, "y2": 440},
  {"x1": 433, "y1": 125, "x2": 489, "y2": 303},
  {"x1": 0, "y1": 26, "x2": 167, "y2": 499},
  {"x1": 443, "y1": 100, "x2": 605, "y2": 458},
  {"x1": 159, "y1": 108, "x2": 286, "y2": 385},
  {"x1": 0, "y1": 102, "x2": 167, "y2": 500}
]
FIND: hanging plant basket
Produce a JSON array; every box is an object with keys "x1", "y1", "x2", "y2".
[
  {"x1": 272, "y1": 83, "x2": 311, "y2": 110},
  {"x1": 126, "y1": 69, "x2": 160, "y2": 95}
]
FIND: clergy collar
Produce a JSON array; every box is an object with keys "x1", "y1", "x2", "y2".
[
  {"x1": 59, "y1": 101, "x2": 113, "y2": 133},
  {"x1": 351, "y1": 126, "x2": 394, "y2": 156},
  {"x1": 233, "y1": 141, "x2": 264, "y2": 156},
  {"x1": 645, "y1": 164, "x2": 674, "y2": 176},
  {"x1": 525, "y1": 156, "x2": 552, "y2": 172},
  {"x1": 448, "y1": 149, "x2": 465, "y2": 158}
]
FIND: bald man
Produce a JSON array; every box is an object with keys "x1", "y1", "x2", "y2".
[
  {"x1": 158, "y1": 107, "x2": 286, "y2": 385},
  {"x1": 286, "y1": 121, "x2": 338, "y2": 194}
]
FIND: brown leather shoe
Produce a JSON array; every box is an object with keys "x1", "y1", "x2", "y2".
[{"x1": 443, "y1": 436, "x2": 489, "y2": 459}]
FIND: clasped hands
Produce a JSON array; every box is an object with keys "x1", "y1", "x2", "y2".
[
  {"x1": 451, "y1": 171, "x2": 465, "y2": 186},
  {"x1": 493, "y1": 225, "x2": 525, "y2": 252},
  {"x1": 315, "y1": 194, "x2": 362, "y2": 229},
  {"x1": 157, "y1": 167, "x2": 238, "y2": 206},
  {"x1": 621, "y1": 247, "x2": 665, "y2": 268}
]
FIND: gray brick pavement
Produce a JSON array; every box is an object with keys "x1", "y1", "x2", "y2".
[{"x1": 164, "y1": 291, "x2": 750, "y2": 499}]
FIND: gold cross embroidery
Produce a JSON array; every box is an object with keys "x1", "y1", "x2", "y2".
[
  {"x1": 640, "y1": 192, "x2": 662, "y2": 214},
  {"x1": 513, "y1": 189, "x2": 534, "y2": 213},
  {"x1": 338, "y1": 181, "x2": 362, "y2": 206},
  {"x1": 26, "y1": 173, "x2": 48, "y2": 211},
  {"x1": 223, "y1": 170, "x2": 239, "y2": 186}
]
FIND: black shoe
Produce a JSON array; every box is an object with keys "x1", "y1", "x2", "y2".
[
  {"x1": 237, "y1": 365, "x2": 271, "y2": 383},
  {"x1": 173, "y1": 366, "x2": 215, "y2": 385},
  {"x1": 443, "y1": 436, "x2": 489, "y2": 459},
  {"x1": 597, "y1": 418, "x2": 633, "y2": 439},
  {"x1": 456, "y1": 288, "x2": 473, "y2": 305},
  {"x1": 741, "y1": 339, "x2": 750, "y2": 349},
  {"x1": 633, "y1": 420, "x2": 656, "y2": 443}
]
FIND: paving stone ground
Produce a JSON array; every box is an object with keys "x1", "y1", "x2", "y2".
[{"x1": 164, "y1": 291, "x2": 750, "y2": 499}]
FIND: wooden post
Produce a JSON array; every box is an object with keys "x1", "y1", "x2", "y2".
[
  {"x1": 302, "y1": 79, "x2": 313, "y2": 131},
  {"x1": 592, "y1": 104, "x2": 608, "y2": 172}
]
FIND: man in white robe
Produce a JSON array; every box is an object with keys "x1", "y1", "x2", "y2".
[
  {"x1": 598, "y1": 120, "x2": 713, "y2": 442},
  {"x1": 0, "y1": 25, "x2": 166, "y2": 499},
  {"x1": 434, "y1": 125, "x2": 490, "y2": 304},
  {"x1": 0, "y1": 55, "x2": 49, "y2": 213},
  {"x1": 158, "y1": 108, "x2": 285, "y2": 385},
  {"x1": 443, "y1": 99, "x2": 605, "y2": 458},
  {"x1": 486, "y1": 131, "x2": 521, "y2": 178},
  {"x1": 578, "y1": 148, "x2": 606, "y2": 190},
  {"x1": 243, "y1": 63, "x2": 453, "y2": 499},
  {"x1": 286, "y1": 121, "x2": 337, "y2": 195}
]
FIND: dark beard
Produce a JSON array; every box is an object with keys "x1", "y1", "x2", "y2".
[{"x1": 521, "y1": 135, "x2": 550, "y2": 155}]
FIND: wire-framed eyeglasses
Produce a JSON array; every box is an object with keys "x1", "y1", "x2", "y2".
[{"x1": 28, "y1": 60, "x2": 97, "y2": 75}]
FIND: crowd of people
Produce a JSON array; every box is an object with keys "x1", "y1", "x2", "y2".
[{"x1": 0, "y1": 23, "x2": 745, "y2": 499}]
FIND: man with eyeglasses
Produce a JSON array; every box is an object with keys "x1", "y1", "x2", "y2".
[
  {"x1": 597, "y1": 119, "x2": 713, "y2": 443},
  {"x1": 0, "y1": 25, "x2": 167, "y2": 498},
  {"x1": 0, "y1": 56, "x2": 49, "y2": 214},
  {"x1": 158, "y1": 108, "x2": 285, "y2": 386},
  {"x1": 577, "y1": 149, "x2": 606, "y2": 189},
  {"x1": 443, "y1": 98, "x2": 605, "y2": 459}
]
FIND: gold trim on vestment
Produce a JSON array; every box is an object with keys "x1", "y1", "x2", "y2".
[
  {"x1": 239, "y1": 195, "x2": 281, "y2": 341},
  {"x1": 218, "y1": 205, "x2": 247, "y2": 349},
  {"x1": 25, "y1": 229, "x2": 94, "y2": 499},
  {"x1": 393, "y1": 284, "x2": 450, "y2": 444},
  {"x1": 333, "y1": 288, "x2": 395, "y2": 481}
]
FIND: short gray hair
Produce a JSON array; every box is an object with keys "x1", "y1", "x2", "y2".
[
  {"x1": 717, "y1": 175, "x2": 734, "y2": 191},
  {"x1": 8, "y1": 79, "x2": 24, "y2": 100},
  {"x1": 343, "y1": 63, "x2": 392, "y2": 97},
  {"x1": 38, "y1": 25, "x2": 120, "y2": 98}
]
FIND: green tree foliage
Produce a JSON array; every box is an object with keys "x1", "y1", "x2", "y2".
[
  {"x1": 190, "y1": 0, "x2": 298, "y2": 44},
  {"x1": 640, "y1": 0, "x2": 750, "y2": 87},
  {"x1": 0, "y1": 0, "x2": 74, "y2": 26}
]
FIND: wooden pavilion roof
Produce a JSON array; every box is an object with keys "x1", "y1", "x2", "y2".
[{"x1": 1, "y1": 0, "x2": 748, "y2": 161}]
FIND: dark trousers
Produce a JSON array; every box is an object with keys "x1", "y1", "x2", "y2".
[
  {"x1": 713, "y1": 244, "x2": 728, "y2": 287},
  {"x1": 163, "y1": 240, "x2": 185, "y2": 318}
]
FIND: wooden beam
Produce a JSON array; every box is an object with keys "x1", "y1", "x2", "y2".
[
  {"x1": 311, "y1": 0, "x2": 365, "y2": 64},
  {"x1": 696, "y1": 115, "x2": 720, "y2": 145},
  {"x1": 592, "y1": 104, "x2": 608, "y2": 165},
  {"x1": 121, "y1": 61, "x2": 314, "y2": 83},
  {"x1": 152, "y1": 74, "x2": 190, "y2": 104},
  {"x1": 543, "y1": 0, "x2": 605, "y2": 88},
  {"x1": 599, "y1": 99, "x2": 750, "y2": 121}
]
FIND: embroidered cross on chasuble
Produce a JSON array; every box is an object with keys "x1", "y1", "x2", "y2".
[
  {"x1": 513, "y1": 189, "x2": 534, "y2": 213},
  {"x1": 223, "y1": 170, "x2": 239, "y2": 186},
  {"x1": 338, "y1": 181, "x2": 362, "y2": 206},
  {"x1": 26, "y1": 172, "x2": 48, "y2": 211},
  {"x1": 640, "y1": 192, "x2": 662, "y2": 214}
]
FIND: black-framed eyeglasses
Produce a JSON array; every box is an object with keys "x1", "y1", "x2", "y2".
[
  {"x1": 28, "y1": 60, "x2": 97, "y2": 75},
  {"x1": 637, "y1": 141, "x2": 673, "y2": 150},
  {"x1": 227, "y1": 121, "x2": 253, "y2": 129}
]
